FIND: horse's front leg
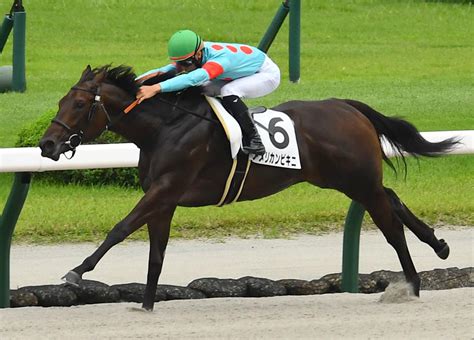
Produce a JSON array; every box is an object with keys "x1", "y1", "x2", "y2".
[
  {"x1": 142, "y1": 210, "x2": 174, "y2": 311},
  {"x1": 62, "y1": 185, "x2": 165, "y2": 286}
]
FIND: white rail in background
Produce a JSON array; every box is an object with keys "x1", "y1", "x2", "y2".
[{"x1": 0, "y1": 130, "x2": 473, "y2": 173}]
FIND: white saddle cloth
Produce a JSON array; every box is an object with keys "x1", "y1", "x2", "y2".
[{"x1": 205, "y1": 96, "x2": 301, "y2": 169}]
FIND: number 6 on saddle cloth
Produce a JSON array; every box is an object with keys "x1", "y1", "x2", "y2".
[
  {"x1": 206, "y1": 96, "x2": 302, "y2": 206},
  {"x1": 206, "y1": 96, "x2": 301, "y2": 167}
]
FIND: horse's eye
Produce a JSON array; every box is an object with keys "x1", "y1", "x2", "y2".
[{"x1": 75, "y1": 101, "x2": 86, "y2": 109}]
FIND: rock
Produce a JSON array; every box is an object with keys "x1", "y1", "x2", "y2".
[
  {"x1": 420, "y1": 267, "x2": 470, "y2": 290},
  {"x1": 10, "y1": 290, "x2": 38, "y2": 307},
  {"x1": 188, "y1": 278, "x2": 247, "y2": 298},
  {"x1": 111, "y1": 283, "x2": 166, "y2": 303},
  {"x1": 306, "y1": 279, "x2": 332, "y2": 294},
  {"x1": 68, "y1": 280, "x2": 120, "y2": 304},
  {"x1": 8, "y1": 266, "x2": 472, "y2": 308},
  {"x1": 369, "y1": 270, "x2": 404, "y2": 291},
  {"x1": 277, "y1": 279, "x2": 331, "y2": 295},
  {"x1": 358, "y1": 273, "x2": 378, "y2": 294},
  {"x1": 19, "y1": 285, "x2": 77, "y2": 307},
  {"x1": 157, "y1": 284, "x2": 206, "y2": 300},
  {"x1": 277, "y1": 279, "x2": 310, "y2": 295},
  {"x1": 320, "y1": 273, "x2": 342, "y2": 293},
  {"x1": 238, "y1": 276, "x2": 287, "y2": 297},
  {"x1": 460, "y1": 267, "x2": 473, "y2": 287}
]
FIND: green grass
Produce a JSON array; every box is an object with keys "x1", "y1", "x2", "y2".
[
  {"x1": 8, "y1": 155, "x2": 473, "y2": 243},
  {"x1": 0, "y1": 0, "x2": 473, "y2": 243}
]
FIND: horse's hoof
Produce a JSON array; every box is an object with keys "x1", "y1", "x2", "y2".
[
  {"x1": 141, "y1": 304, "x2": 154, "y2": 312},
  {"x1": 436, "y1": 240, "x2": 450, "y2": 260},
  {"x1": 61, "y1": 271, "x2": 82, "y2": 287}
]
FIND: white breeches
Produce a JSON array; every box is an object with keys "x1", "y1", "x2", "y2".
[{"x1": 205, "y1": 56, "x2": 281, "y2": 99}]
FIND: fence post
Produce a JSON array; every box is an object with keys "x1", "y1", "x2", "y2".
[
  {"x1": 341, "y1": 200, "x2": 365, "y2": 293},
  {"x1": 11, "y1": 7, "x2": 26, "y2": 92},
  {"x1": 0, "y1": 172, "x2": 31, "y2": 308},
  {"x1": 0, "y1": 13, "x2": 14, "y2": 53},
  {"x1": 258, "y1": 0, "x2": 300, "y2": 82},
  {"x1": 0, "y1": 0, "x2": 26, "y2": 92},
  {"x1": 288, "y1": 0, "x2": 301, "y2": 82},
  {"x1": 258, "y1": 1, "x2": 290, "y2": 53}
]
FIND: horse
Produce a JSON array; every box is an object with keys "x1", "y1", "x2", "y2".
[{"x1": 39, "y1": 65, "x2": 458, "y2": 311}]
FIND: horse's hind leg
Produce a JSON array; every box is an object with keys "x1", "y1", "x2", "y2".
[
  {"x1": 384, "y1": 187, "x2": 450, "y2": 259},
  {"x1": 361, "y1": 188, "x2": 421, "y2": 295}
]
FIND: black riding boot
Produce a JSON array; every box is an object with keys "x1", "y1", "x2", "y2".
[{"x1": 222, "y1": 95, "x2": 266, "y2": 156}]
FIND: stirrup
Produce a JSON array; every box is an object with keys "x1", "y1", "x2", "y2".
[{"x1": 243, "y1": 139, "x2": 266, "y2": 156}]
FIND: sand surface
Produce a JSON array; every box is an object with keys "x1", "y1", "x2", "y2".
[{"x1": 1, "y1": 227, "x2": 473, "y2": 339}]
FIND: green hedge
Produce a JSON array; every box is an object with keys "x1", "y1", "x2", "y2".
[{"x1": 16, "y1": 109, "x2": 140, "y2": 187}]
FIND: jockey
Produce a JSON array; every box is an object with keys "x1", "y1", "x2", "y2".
[{"x1": 136, "y1": 29, "x2": 281, "y2": 156}]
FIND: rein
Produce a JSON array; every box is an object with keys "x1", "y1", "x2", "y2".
[
  {"x1": 125, "y1": 95, "x2": 219, "y2": 124},
  {"x1": 53, "y1": 86, "x2": 220, "y2": 159},
  {"x1": 155, "y1": 96, "x2": 219, "y2": 124}
]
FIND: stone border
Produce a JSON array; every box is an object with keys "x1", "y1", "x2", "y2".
[{"x1": 10, "y1": 267, "x2": 472, "y2": 308}]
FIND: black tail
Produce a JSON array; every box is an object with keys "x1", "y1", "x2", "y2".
[{"x1": 343, "y1": 99, "x2": 460, "y2": 175}]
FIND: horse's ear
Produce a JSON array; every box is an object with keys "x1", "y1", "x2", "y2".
[
  {"x1": 93, "y1": 69, "x2": 107, "y2": 83},
  {"x1": 79, "y1": 65, "x2": 93, "y2": 81}
]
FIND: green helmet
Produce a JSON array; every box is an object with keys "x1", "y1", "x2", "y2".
[{"x1": 167, "y1": 30, "x2": 203, "y2": 61}]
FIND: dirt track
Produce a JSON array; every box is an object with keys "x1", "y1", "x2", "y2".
[
  {"x1": 1, "y1": 227, "x2": 472, "y2": 339},
  {"x1": 1, "y1": 288, "x2": 473, "y2": 339}
]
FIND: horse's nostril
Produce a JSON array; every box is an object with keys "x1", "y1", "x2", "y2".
[{"x1": 39, "y1": 139, "x2": 56, "y2": 155}]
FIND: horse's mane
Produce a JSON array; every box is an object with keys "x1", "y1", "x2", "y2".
[
  {"x1": 84, "y1": 65, "x2": 139, "y2": 96},
  {"x1": 84, "y1": 65, "x2": 204, "y2": 125},
  {"x1": 86, "y1": 65, "x2": 179, "y2": 97}
]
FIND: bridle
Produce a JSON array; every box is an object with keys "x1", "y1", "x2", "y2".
[
  {"x1": 51, "y1": 85, "x2": 113, "y2": 159},
  {"x1": 50, "y1": 84, "x2": 221, "y2": 159}
]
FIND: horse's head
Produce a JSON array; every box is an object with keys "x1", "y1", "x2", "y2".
[{"x1": 39, "y1": 65, "x2": 136, "y2": 160}]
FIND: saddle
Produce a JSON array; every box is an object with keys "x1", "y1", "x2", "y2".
[
  {"x1": 205, "y1": 96, "x2": 301, "y2": 206},
  {"x1": 206, "y1": 96, "x2": 252, "y2": 206}
]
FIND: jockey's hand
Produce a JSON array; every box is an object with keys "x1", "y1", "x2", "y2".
[{"x1": 137, "y1": 84, "x2": 161, "y2": 104}]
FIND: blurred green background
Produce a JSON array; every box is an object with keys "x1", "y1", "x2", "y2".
[{"x1": 0, "y1": 0, "x2": 472, "y2": 242}]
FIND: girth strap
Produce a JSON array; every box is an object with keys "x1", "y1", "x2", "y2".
[{"x1": 217, "y1": 150, "x2": 251, "y2": 206}]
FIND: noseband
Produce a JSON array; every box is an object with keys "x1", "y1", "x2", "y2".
[{"x1": 51, "y1": 86, "x2": 112, "y2": 159}]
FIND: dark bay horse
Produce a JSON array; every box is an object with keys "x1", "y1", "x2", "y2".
[{"x1": 39, "y1": 65, "x2": 457, "y2": 311}]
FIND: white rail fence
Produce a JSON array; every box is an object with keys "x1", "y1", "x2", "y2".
[{"x1": 0, "y1": 130, "x2": 473, "y2": 173}]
